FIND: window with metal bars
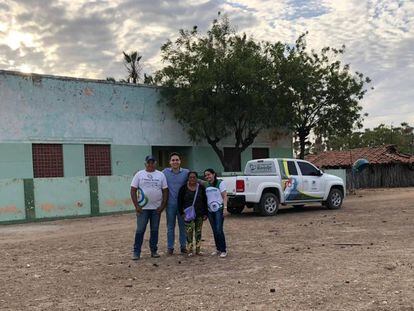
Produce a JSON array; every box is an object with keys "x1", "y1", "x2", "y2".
[
  {"x1": 32, "y1": 144, "x2": 64, "y2": 178},
  {"x1": 252, "y1": 148, "x2": 269, "y2": 160},
  {"x1": 84, "y1": 144, "x2": 112, "y2": 176},
  {"x1": 223, "y1": 147, "x2": 241, "y2": 172}
]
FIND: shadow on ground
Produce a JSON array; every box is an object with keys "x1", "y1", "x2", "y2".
[{"x1": 227, "y1": 204, "x2": 330, "y2": 218}]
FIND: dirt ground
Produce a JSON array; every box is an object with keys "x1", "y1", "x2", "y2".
[{"x1": 0, "y1": 188, "x2": 413, "y2": 311}]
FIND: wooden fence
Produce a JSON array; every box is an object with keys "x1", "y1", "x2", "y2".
[{"x1": 345, "y1": 164, "x2": 414, "y2": 189}]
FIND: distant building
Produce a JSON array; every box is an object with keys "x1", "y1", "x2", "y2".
[
  {"x1": 0, "y1": 70, "x2": 292, "y2": 179},
  {"x1": 306, "y1": 145, "x2": 414, "y2": 188}
]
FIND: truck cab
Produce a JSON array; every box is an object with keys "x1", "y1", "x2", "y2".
[{"x1": 221, "y1": 158, "x2": 345, "y2": 216}]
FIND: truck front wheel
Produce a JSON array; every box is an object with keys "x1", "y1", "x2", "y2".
[
  {"x1": 325, "y1": 188, "x2": 343, "y2": 209},
  {"x1": 227, "y1": 206, "x2": 244, "y2": 214},
  {"x1": 258, "y1": 192, "x2": 279, "y2": 216}
]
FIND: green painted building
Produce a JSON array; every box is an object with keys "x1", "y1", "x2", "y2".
[{"x1": 0, "y1": 70, "x2": 292, "y2": 223}]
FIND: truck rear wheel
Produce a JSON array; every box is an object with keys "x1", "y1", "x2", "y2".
[
  {"x1": 325, "y1": 188, "x2": 343, "y2": 209},
  {"x1": 227, "y1": 206, "x2": 244, "y2": 214},
  {"x1": 258, "y1": 192, "x2": 279, "y2": 216}
]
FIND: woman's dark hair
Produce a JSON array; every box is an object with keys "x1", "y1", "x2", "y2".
[
  {"x1": 187, "y1": 171, "x2": 198, "y2": 179},
  {"x1": 186, "y1": 171, "x2": 199, "y2": 185},
  {"x1": 204, "y1": 168, "x2": 218, "y2": 185}
]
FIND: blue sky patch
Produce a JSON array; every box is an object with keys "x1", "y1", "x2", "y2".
[{"x1": 283, "y1": 0, "x2": 331, "y2": 20}]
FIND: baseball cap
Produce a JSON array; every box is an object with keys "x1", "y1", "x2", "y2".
[{"x1": 145, "y1": 155, "x2": 156, "y2": 163}]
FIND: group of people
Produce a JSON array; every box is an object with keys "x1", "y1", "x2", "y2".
[{"x1": 130, "y1": 152, "x2": 228, "y2": 260}]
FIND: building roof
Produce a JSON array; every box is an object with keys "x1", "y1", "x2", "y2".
[
  {"x1": 0, "y1": 69, "x2": 159, "y2": 89},
  {"x1": 306, "y1": 145, "x2": 414, "y2": 168}
]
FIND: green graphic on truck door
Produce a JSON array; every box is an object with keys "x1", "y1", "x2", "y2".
[{"x1": 278, "y1": 160, "x2": 322, "y2": 201}]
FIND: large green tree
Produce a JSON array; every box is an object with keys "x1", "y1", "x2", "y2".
[
  {"x1": 156, "y1": 15, "x2": 287, "y2": 171},
  {"x1": 324, "y1": 123, "x2": 414, "y2": 154},
  {"x1": 277, "y1": 33, "x2": 371, "y2": 159}
]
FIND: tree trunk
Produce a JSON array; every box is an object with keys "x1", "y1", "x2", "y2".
[
  {"x1": 297, "y1": 127, "x2": 310, "y2": 160},
  {"x1": 206, "y1": 139, "x2": 227, "y2": 171},
  {"x1": 228, "y1": 148, "x2": 242, "y2": 172},
  {"x1": 206, "y1": 129, "x2": 258, "y2": 172},
  {"x1": 207, "y1": 140, "x2": 243, "y2": 172},
  {"x1": 299, "y1": 136, "x2": 306, "y2": 159}
]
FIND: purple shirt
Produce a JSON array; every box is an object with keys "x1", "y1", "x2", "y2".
[{"x1": 162, "y1": 168, "x2": 190, "y2": 207}]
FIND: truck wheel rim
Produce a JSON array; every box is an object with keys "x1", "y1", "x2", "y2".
[
  {"x1": 264, "y1": 197, "x2": 277, "y2": 213},
  {"x1": 331, "y1": 192, "x2": 342, "y2": 207}
]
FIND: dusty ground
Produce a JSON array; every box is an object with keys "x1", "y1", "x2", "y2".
[{"x1": 0, "y1": 188, "x2": 413, "y2": 311}]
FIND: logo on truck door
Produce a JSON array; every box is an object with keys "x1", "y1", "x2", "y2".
[{"x1": 278, "y1": 160, "x2": 321, "y2": 201}]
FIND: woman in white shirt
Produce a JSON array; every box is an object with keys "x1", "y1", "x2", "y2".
[{"x1": 203, "y1": 168, "x2": 228, "y2": 258}]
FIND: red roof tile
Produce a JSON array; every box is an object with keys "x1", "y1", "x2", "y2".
[{"x1": 305, "y1": 145, "x2": 414, "y2": 168}]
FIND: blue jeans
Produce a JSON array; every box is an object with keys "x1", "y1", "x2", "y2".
[
  {"x1": 133, "y1": 210, "x2": 160, "y2": 256},
  {"x1": 166, "y1": 204, "x2": 187, "y2": 250},
  {"x1": 208, "y1": 208, "x2": 226, "y2": 252}
]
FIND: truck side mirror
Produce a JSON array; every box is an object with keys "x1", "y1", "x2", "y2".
[{"x1": 312, "y1": 170, "x2": 323, "y2": 176}]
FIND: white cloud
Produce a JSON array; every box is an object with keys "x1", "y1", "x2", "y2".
[
  {"x1": 0, "y1": 0, "x2": 413, "y2": 127},
  {"x1": 224, "y1": 0, "x2": 414, "y2": 128}
]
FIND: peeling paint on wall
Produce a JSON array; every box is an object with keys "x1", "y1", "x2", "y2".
[
  {"x1": 34, "y1": 177, "x2": 91, "y2": 218},
  {"x1": 83, "y1": 87, "x2": 94, "y2": 96},
  {"x1": 40, "y1": 203, "x2": 55, "y2": 212},
  {"x1": 104, "y1": 198, "x2": 132, "y2": 207},
  {"x1": 0, "y1": 70, "x2": 291, "y2": 148},
  {"x1": 98, "y1": 176, "x2": 134, "y2": 213},
  {"x1": 40, "y1": 201, "x2": 86, "y2": 213},
  {"x1": 0, "y1": 205, "x2": 21, "y2": 214},
  {"x1": 0, "y1": 178, "x2": 26, "y2": 221},
  {"x1": 0, "y1": 71, "x2": 190, "y2": 146},
  {"x1": 31, "y1": 74, "x2": 42, "y2": 87}
]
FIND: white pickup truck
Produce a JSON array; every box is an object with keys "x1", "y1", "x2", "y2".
[{"x1": 221, "y1": 158, "x2": 345, "y2": 216}]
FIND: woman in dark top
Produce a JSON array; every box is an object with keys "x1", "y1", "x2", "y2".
[{"x1": 178, "y1": 171, "x2": 208, "y2": 256}]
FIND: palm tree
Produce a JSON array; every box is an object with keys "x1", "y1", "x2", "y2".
[
  {"x1": 143, "y1": 73, "x2": 154, "y2": 85},
  {"x1": 123, "y1": 51, "x2": 142, "y2": 83}
]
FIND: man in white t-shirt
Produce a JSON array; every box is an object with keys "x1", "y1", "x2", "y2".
[{"x1": 130, "y1": 155, "x2": 168, "y2": 260}]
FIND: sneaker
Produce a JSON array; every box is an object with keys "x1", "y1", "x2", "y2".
[
  {"x1": 188, "y1": 252, "x2": 194, "y2": 257},
  {"x1": 211, "y1": 250, "x2": 219, "y2": 256},
  {"x1": 167, "y1": 249, "x2": 174, "y2": 256},
  {"x1": 151, "y1": 252, "x2": 160, "y2": 258},
  {"x1": 180, "y1": 247, "x2": 188, "y2": 254},
  {"x1": 132, "y1": 254, "x2": 140, "y2": 261},
  {"x1": 196, "y1": 251, "x2": 204, "y2": 256},
  {"x1": 219, "y1": 252, "x2": 228, "y2": 258}
]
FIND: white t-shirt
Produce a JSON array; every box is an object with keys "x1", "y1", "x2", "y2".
[
  {"x1": 205, "y1": 180, "x2": 226, "y2": 212},
  {"x1": 131, "y1": 170, "x2": 168, "y2": 210}
]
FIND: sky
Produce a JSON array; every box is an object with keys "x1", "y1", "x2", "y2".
[{"x1": 0, "y1": 0, "x2": 413, "y2": 129}]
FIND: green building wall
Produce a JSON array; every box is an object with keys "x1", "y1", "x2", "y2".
[
  {"x1": 0, "y1": 179, "x2": 26, "y2": 222},
  {"x1": 0, "y1": 176, "x2": 134, "y2": 223},
  {"x1": 111, "y1": 145, "x2": 151, "y2": 175},
  {"x1": 0, "y1": 143, "x2": 294, "y2": 180},
  {"x1": 63, "y1": 144, "x2": 85, "y2": 177},
  {"x1": 33, "y1": 177, "x2": 91, "y2": 219},
  {"x1": 0, "y1": 143, "x2": 33, "y2": 179},
  {"x1": 191, "y1": 146, "x2": 224, "y2": 173},
  {"x1": 97, "y1": 176, "x2": 134, "y2": 214},
  {"x1": 270, "y1": 147, "x2": 293, "y2": 158},
  {"x1": 0, "y1": 70, "x2": 294, "y2": 224}
]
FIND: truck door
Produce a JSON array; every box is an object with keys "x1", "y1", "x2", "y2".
[
  {"x1": 278, "y1": 159, "x2": 301, "y2": 202},
  {"x1": 297, "y1": 161, "x2": 325, "y2": 200}
]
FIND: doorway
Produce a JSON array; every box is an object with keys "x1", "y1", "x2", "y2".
[{"x1": 151, "y1": 146, "x2": 192, "y2": 170}]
